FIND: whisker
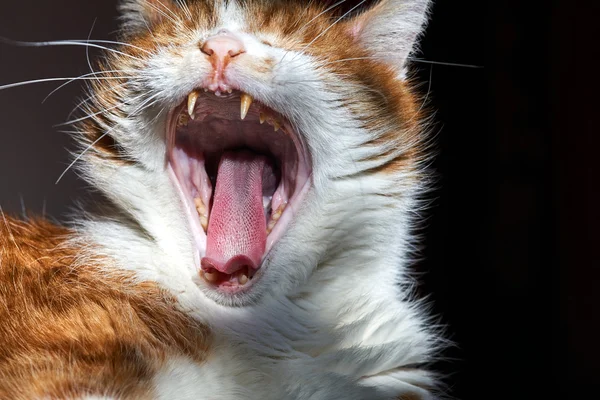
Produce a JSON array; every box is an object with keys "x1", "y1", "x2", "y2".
[
  {"x1": 58, "y1": 92, "x2": 147, "y2": 126},
  {"x1": 85, "y1": 19, "x2": 97, "y2": 75},
  {"x1": 154, "y1": 0, "x2": 182, "y2": 21},
  {"x1": 42, "y1": 70, "x2": 136, "y2": 104},
  {"x1": 279, "y1": 0, "x2": 350, "y2": 65},
  {"x1": 408, "y1": 58, "x2": 483, "y2": 69},
  {"x1": 0, "y1": 76, "x2": 136, "y2": 92},
  {"x1": 55, "y1": 92, "x2": 162, "y2": 184},
  {"x1": 67, "y1": 81, "x2": 130, "y2": 119},
  {"x1": 293, "y1": 0, "x2": 368, "y2": 62},
  {"x1": 0, "y1": 37, "x2": 148, "y2": 60},
  {"x1": 175, "y1": 0, "x2": 193, "y2": 19},
  {"x1": 144, "y1": 1, "x2": 179, "y2": 25}
]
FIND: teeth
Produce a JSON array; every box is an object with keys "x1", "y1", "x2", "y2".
[
  {"x1": 195, "y1": 198, "x2": 207, "y2": 216},
  {"x1": 203, "y1": 270, "x2": 218, "y2": 283},
  {"x1": 271, "y1": 206, "x2": 284, "y2": 221},
  {"x1": 200, "y1": 216, "x2": 208, "y2": 232},
  {"x1": 273, "y1": 121, "x2": 280, "y2": 132},
  {"x1": 259, "y1": 112, "x2": 266, "y2": 124},
  {"x1": 187, "y1": 91, "x2": 199, "y2": 119},
  {"x1": 266, "y1": 204, "x2": 286, "y2": 235},
  {"x1": 194, "y1": 198, "x2": 208, "y2": 232},
  {"x1": 240, "y1": 93, "x2": 253, "y2": 120},
  {"x1": 238, "y1": 271, "x2": 249, "y2": 285},
  {"x1": 177, "y1": 112, "x2": 190, "y2": 127}
]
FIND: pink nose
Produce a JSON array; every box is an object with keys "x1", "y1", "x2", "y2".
[{"x1": 201, "y1": 29, "x2": 245, "y2": 64}]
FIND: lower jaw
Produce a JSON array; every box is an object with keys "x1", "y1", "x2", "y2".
[{"x1": 166, "y1": 91, "x2": 312, "y2": 298}]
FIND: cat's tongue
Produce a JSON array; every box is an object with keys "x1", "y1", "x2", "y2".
[{"x1": 201, "y1": 151, "x2": 267, "y2": 275}]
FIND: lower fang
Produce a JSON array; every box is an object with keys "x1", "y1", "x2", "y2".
[
  {"x1": 203, "y1": 270, "x2": 218, "y2": 283},
  {"x1": 238, "y1": 272, "x2": 249, "y2": 285}
]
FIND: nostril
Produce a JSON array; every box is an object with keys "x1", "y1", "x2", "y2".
[
  {"x1": 200, "y1": 44, "x2": 214, "y2": 56},
  {"x1": 228, "y1": 49, "x2": 245, "y2": 58}
]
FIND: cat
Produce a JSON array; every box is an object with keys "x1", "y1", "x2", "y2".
[{"x1": 0, "y1": 0, "x2": 445, "y2": 399}]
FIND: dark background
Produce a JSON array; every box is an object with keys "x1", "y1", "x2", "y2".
[{"x1": 0, "y1": 1, "x2": 596, "y2": 399}]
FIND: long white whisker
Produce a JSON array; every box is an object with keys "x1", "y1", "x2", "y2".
[
  {"x1": 408, "y1": 58, "x2": 483, "y2": 69},
  {"x1": 42, "y1": 70, "x2": 136, "y2": 103},
  {"x1": 0, "y1": 37, "x2": 145, "y2": 61},
  {"x1": 0, "y1": 37, "x2": 152, "y2": 55},
  {"x1": 58, "y1": 92, "x2": 147, "y2": 126},
  {"x1": 85, "y1": 19, "x2": 99, "y2": 75},
  {"x1": 67, "y1": 81, "x2": 130, "y2": 119},
  {"x1": 56, "y1": 92, "x2": 162, "y2": 184},
  {"x1": 0, "y1": 76, "x2": 136, "y2": 92}
]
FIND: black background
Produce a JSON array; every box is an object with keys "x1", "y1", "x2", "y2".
[{"x1": 0, "y1": 1, "x2": 596, "y2": 399}]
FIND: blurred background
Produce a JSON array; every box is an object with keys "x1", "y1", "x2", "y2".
[{"x1": 0, "y1": 1, "x2": 596, "y2": 399}]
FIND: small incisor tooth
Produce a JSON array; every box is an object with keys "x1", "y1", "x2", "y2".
[
  {"x1": 203, "y1": 270, "x2": 218, "y2": 283},
  {"x1": 238, "y1": 271, "x2": 249, "y2": 285},
  {"x1": 187, "y1": 91, "x2": 199, "y2": 119},
  {"x1": 240, "y1": 93, "x2": 253, "y2": 120}
]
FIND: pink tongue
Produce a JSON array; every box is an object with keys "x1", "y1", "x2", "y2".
[{"x1": 201, "y1": 151, "x2": 267, "y2": 275}]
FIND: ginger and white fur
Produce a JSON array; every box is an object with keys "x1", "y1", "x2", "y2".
[{"x1": 1, "y1": 0, "x2": 445, "y2": 398}]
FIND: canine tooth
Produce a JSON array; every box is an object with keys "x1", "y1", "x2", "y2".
[
  {"x1": 259, "y1": 112, "x2": 266, "y2": 124},
  {"x1": 187, "y1": 91, "x2": 199, "y2": 119},
  {"x1": 240, "y1": 93, "x2": 253, "y2": 120},
  {"x1": 203, "y1": 270, "x2": 218, "y2": 283},
  {"x1": 238, "y1": 271, "x2": 249, "y2": 285}
]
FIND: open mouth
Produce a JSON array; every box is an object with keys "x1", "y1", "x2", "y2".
[{"x1": 167, "y1": 90, "x2": 311, "y2": 294}]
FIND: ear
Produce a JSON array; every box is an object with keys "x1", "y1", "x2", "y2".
[
  {"x1": 347, "y1": 0, "x2": 431, "y2": 76},
  {"x1": 118, "y1": 0, "x2": 178, "y2": 36}
]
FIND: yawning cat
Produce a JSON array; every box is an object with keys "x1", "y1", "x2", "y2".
[{"x1": 0, "y1": 0, "x2": 445, "y2": 398}]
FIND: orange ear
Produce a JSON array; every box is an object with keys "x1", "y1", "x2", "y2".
[
  {"x1": 118, "y1": 0, "x2": 178, "y2": 36},
  {"x1": 346, "y1": 0, "x2": 431, "y2": 76}
]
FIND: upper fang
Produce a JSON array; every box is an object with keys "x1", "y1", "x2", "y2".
[
  {"x1": 240, "y1": 93, "x2": 253, "y2": 120},
  {"x1": 188, "y1": 91, "x2": 199, "y2": 119}
]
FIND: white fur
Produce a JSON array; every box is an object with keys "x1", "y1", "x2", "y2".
[{"x1": 74, "y1": 1, "x2": 443, "y2": 399}]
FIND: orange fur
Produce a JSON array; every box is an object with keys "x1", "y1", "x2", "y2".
[
  {"x1": 85, "y1": 1, "x2": 427, "y2": 177},
  {"x1": 0, "y1": 216, "x2": 210, "y2": 399}
]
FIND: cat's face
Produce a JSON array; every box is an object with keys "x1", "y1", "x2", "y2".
[{"x1": 81, "y1": 0, "x2": 429, "y2": 306}]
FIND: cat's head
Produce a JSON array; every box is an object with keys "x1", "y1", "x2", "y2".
[{"x1": 79, "y1": 0, "x2": 431, "y2": 306}]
